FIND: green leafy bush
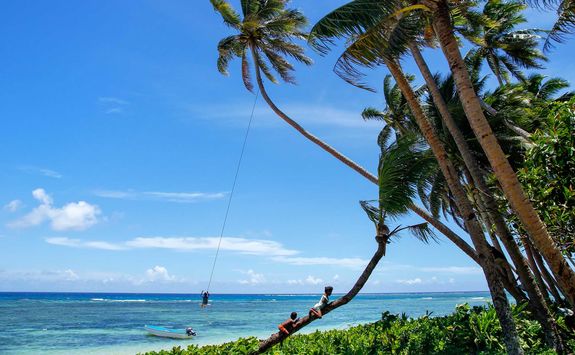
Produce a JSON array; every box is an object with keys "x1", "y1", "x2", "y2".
[
  {"x1": 143, "y1": 303, "x2": 574, "y2": 354},
  {"x1": 518, "y1": 97, "x2": 575, "y2": 254}
]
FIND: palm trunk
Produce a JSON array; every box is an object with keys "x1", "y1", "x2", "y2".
[
  {"x1": 256, "y1": 237, "x2": 387, "y2": 354},
  {"x1": 384, "y1": 57, "x2": 523, "y2": 355},
  {"x1": 532, "y1": 245, "x2": 572, "y2": 307},
  {"x1": 248, "y1": 45, "x2": 477, "y2": 263},
  {"x1": 523, "y1": 237, "x2": 554, "y2": 304},
  {"x1": 410, "y1": 43, "x2": 562, "y2": 351},
  {"x1": 430, "y1": 0, "x2": 575, "y2": 308}
]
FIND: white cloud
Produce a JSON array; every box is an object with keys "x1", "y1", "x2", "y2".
[
  {"x1": 333, "y1": 274, "x2": 340, "y2": 281},
  {"x1": 305, "y1": 275, "x2": 324, "y2": 285},
  {"x1": 0, "y1": 267, "x2": 183, "y2": 288},
  {"x1": 93, "y1": 189, "x2": 226, "y2": 203},
  {"x1": 238, "y1": 269, "x2": 266, "y2": 285},
  {"x1": 33, "y1": 188, "x2": 52, "y2": 204},
  {"x1": 98, "y1": 97, "x2": 129, "y2": 115},
  {"x1": 4, "y1": 200, "x2": 22, "y2": 212},
  {"x1": 0, "y1": 269, "x2": 80, "y2": 282},
  {"x1": 46, "y1": 237, "x2": 126, "y2": 251},
  {"x1": 187, "y1": 102, "x2": 382, "y2": 130},
  {"x1": 272, "y1": 256, "x2": 368, "y2": 269},
  {"x1": 9, "y1": 189, "x2": 100, "y2": 231},
  {"x1": 63, "y1": 269, "x2": 79, "y2": 281},
  {"x1": 126, "y1": 237, "x2": 298, "y2": 256},
  {"x1": 145, "y1": 266, "x2": 175, "y2": 282},
  {"x1": 18, "y1": 166, "x2": 62, "y2": 179},
  {"x1": 396, "y1": 278, "x2": 423, "y2": 285},
  {"x1": 287, "y1": 275, "x2": 324, "y2": 285},
  {"x1": 420, "y1": 266, "x2": 482, "y2": 275},
  {"x1": 105, "y1": 108, "x2": 124, "y2": 114},
  {"x1": 99, "y1": 97, "x2": 129, "y2": 105}
]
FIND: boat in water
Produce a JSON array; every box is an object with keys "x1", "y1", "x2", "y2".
[{"x1": 144, "y1": 325, "x2": 196, "y2": 339}]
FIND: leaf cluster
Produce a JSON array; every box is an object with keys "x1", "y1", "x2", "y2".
[{"x1": 517, "y1": 97, "x2": 575, "y2": 254}]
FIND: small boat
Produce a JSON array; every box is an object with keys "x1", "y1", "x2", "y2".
[{"x1": 144, "y1": 325, "x2": 196, "y2": 339}]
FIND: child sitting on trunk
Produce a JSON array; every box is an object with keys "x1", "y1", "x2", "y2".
[
  {"x1": 309, "y1": 286, "x2": 333, "y2": 319},
  {"x1": 278, "y1": 312, "x2": 299, "y2": 335}
]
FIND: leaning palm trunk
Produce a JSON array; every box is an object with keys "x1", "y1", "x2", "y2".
[
  {"x1": 410, "y1": 44, "x2": 562, "y2": 350},
  {"x1": 523, "y1": 237, "x2": 556, "y2": 304},
  {"x1": 430, "y1": 0, "x2": 575, "y2": 307},
  {"x1": 256, "y1": 235, "x2": 387, "y2": 354},
  {"x1": 384, "y1": 57, "x2": 523, "y2": 354},
  {"x1": 247, "y1": 45, "x2": 478, "y2": 263}
]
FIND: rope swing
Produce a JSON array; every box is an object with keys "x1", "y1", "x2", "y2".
[{"x1": 205, "y1": 90, "x2": 259, "y2": 295}]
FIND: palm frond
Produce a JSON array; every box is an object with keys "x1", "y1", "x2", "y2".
[
  {"x1": 377, "y1": 125, "x2": 393, "y2": 152},
  {"x1": 309, "y1": 0, "x2": 402, "y2": 54},
  {"x1": 210, "y1": 0, "x2": 242, "y2": 29},
  {"x1": 331, "y1": 12, "x2": 422, "y2": 91},
  {"x1": 393, "y1": 222, "x2": 438, "y2": 243},
  {"x1": 544, "y1": 0, "x2": 575, "y2": 50},
  {"x1": 362, "y1": 107, "x2": 386, "y2": 121},
  {"x1": 217, "y1": 35, "x2": 242, "y2": 74},
  {"x1": 378, "y1": 134, "x2": 435, "y2": 217},
  {"x1": 359, "y1": 200, "x2": 381, "y2": 227},
  {"x1": 241, "y1": 50, "x2": 254, "y2": 92},
  {"x1": 262, "y1": 48, "x2": 296, "y2": 83}
]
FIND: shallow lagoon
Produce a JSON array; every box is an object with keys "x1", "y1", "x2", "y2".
[{"x1": 0, "y1": 292, "x2": 491, "y2": 354}]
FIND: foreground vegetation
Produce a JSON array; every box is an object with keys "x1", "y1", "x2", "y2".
[{"x1": 144, "y1": 304, "x2": 575, "y2": 354}]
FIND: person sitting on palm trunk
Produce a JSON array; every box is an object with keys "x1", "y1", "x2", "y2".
[{"x1": 309, "y1": 286, "x2": 333, "y2": 318}]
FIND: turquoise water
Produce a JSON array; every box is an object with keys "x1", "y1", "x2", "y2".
[{"x1": 0, "y1": 292, "x2": 491, "y2": 354}]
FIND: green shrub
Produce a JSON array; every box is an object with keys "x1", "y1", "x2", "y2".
[{"x1": 143, "y1": 304, "x2": 574, "y2": 354}]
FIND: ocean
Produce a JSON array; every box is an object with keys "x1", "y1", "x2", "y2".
[{"x1": 0, "y1": 291, "x2": 491, "y2": 354}]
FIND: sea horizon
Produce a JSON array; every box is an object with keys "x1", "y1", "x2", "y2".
[{"x1": 0, "y1": 290, "x2": 489, "y2": 295}]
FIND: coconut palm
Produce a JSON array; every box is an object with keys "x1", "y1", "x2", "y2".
[
  {"x1": 310, "y1": 5, "x2": 526, "y2": 352},
  {"x1": 210, "y1": 0, "x2": 474, "y2": 266},
  {"x1": 313, "y1": 0, "x2": 575, "y2": 310},
  {"x1": 361, "y1": 74, "x2": 422, "y2": 136},
  {"x1": 431, "y1": 0, "x2": 575, "y2": 308},
  {"x1": 462, "y1": 0, "x2": 547, "y2": 86},
  {"x1": 258, "y1": 134, "x2": 439, "y2": 354}
]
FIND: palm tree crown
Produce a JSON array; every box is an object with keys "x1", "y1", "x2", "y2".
[
  {"x1": 211, "y1": 0, "x2": 312, "y2": 92},
  {"x1": 463, "y1": 0, "x2": 547, "y2": 85}
]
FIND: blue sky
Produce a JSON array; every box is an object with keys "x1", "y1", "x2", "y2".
[{"x1": 0, "y1": 1, "x2": 573, "y2": 294}]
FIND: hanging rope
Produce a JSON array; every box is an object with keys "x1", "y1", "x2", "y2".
[{"x1": 206, "y1": 90, "x2": 259, "y2": 293}]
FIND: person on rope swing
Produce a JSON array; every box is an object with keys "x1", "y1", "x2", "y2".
[
  {"x1": 278, "y1": 312, "x2": 299, "y2": 335},
  {"x1": 309, "y1": 286, "x2": 333, "y2": 319},
  {"x1": 201, "y1": 290, "x2": 210, "y2": 307}
]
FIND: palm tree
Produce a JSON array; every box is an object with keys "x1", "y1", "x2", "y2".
[
  {"x1": 258, "y1": 134, "x2": 439, "y2": 353},
  {"x1": 310, "y1": 6, "x2": 528, "y2": 353},
  {"x1": 428, "y1": 0, "x2": 575, "y2": 309},
  {"x1": 210, "y1": 0, "x2": 474, "y2": 266},
  {"x1": 462, "y1": 0, "x2": 546, "y2": 86},
  {"x1": 310, "y1": 0, "x2": 575, "y2": 309},
  {"x1": 416, "y1": 61, "x2": 563, "y2": 348}
]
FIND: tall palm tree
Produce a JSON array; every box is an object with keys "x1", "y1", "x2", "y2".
[
  {"x1": 210, "y1": 0, "x2": 474, "y2": 265},
  {"x1": 312, "y1": 0, "x2": 575, "y2": 308},
  {"x1": 310, "y1": 6, "x2": 529, "y2": 354},
  {"x1": 415, "y1": 58, "x2": 562, "y2": 348},
  {"x1": 431, "y1": 2, "x2": 575, "y2": 307},
  {"x1": 461, "y1": 0, "x2": 547, "y2": 86}
]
